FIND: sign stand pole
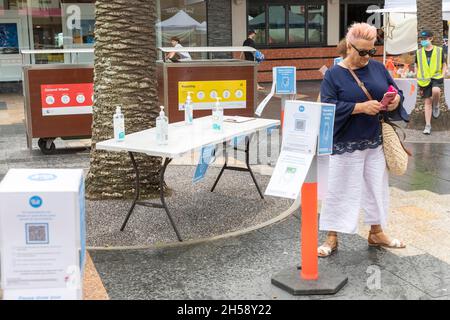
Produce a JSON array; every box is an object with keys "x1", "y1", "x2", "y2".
[{"x1": 271, "y1": 157, "x2": 348, "y2": 295}]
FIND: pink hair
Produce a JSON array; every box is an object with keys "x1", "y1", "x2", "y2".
[{"x1": 346, "y1": 23, "x2": 377, "y2": 45}]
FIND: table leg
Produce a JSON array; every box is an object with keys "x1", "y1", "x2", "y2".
[
  {"x1": 120, "y1": 153, "x2": 183, "y2": 242},
  {"x1": 120, "y1": 152, "x2": 140, "y2": 232},
  {"x1": 159, "y1": 158, "x2": 183, "y2": 242},
  {"x1": 245, "y1": 137, "x2": 265, "y2": 199},
  {"x1": 211, "y1": 142, "x2": 228, "y2": 193},
  {"x1": 211, "y1": 135, "x2": 264, "y2": 199}
]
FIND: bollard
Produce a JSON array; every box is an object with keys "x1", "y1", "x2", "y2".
[
  {"x1": 301, "y1": 159, "x2": 319, "y2": 281},
  {"x1": 271, "y1": 157, "x2": 348, "y2": 296}
]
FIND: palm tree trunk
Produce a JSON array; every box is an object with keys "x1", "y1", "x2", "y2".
[
  {"x1": 86, "y1": 0, "x2": 162, "y2": 200},
  {"x1": 408, "y1": 0, "x2": 450, "y2": 130}
]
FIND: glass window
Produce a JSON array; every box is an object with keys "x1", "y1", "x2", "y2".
[
  {"x1": 156, "y1": 0, "x2": 207, "y2": 59},
  {"x1": 288, "y1": 5, "x2": 305, "y2": 45},
  {"x1": 268, "y1": 5, "x2": 286, "y2": 45},
  {"x1": 247, "y1": 1, "x2": 327, "y2": 47},
  {"x1": 340, "y1": 2, "x2": 384, "y2": 42},
  {"x1": 248, "y1": 2, "x2": 266, "y2": 45},
  {"x1": 308, "y1": 4, "x2": 325, "y2": 44}
]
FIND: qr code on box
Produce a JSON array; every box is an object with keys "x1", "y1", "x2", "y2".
[{"x1": 26, "y1": 223, "x2": 49, "y2": 244}]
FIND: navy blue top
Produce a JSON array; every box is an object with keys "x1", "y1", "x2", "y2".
[{"x1": 320, "y1": 59, "x2": 409, "y2": 154}]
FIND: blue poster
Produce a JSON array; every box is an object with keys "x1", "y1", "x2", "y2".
[
  {"x1": 318, "y1": 104, "x2": 336, "y2": 156},
  {"x1": 334, "y1": 57, "x2": 344, "y2": 66},
  {"x1": 275, "y1": 67, "x2": 296, "y2": 95},
  {"x1": 193, "y1": 145, "x2": 216, "y2": 183},
  {"x1": 0, "y1": 23, "x2": 19, "y2": 54}
]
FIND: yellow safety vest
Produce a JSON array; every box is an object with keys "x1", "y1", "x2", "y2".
[{"x1": 417, "y1": 46, "x2": 444, "y2": 87}]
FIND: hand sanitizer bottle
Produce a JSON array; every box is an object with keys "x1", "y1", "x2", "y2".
[
  {"x1": 113, "y1": 106, "x2": 125, "y2": 142},
  {"x1": 212, "y1": 97, "x2": 224, "y2": 133},
  {"x1": 184, "y1": 91, "x2": 194, "y2": 125},
  {"x1": 156, "y1": 106, "x2": 169, "y2": 145}
]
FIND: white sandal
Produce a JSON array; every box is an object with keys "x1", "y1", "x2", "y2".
[
  {"x1": 318, "y1": 241, "x2": 338, "y2": 258},
  {"x1": 368, "y1": 232, "x2": 406, "y2": 249}
]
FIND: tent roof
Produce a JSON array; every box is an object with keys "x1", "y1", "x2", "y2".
[{"x1": 156, "y1": 10, "x2": 201, "y2": 28}]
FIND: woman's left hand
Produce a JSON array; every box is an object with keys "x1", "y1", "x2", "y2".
[{"x1": 387, "y1": 94, "x2": 401, "y2": 112}]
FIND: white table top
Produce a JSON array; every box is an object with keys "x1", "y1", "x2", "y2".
[{"x1": 96, "y1": 116, "x2": 280, "y2": 159}]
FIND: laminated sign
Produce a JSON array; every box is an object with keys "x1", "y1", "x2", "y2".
[
  {"x1": 179, "y1": 80, "x2": 247, "y2": 111},
  {"x1": 41, "y1": 83, "x2": 94, "y2": 116},
  {"x1": 265, "y1": 101, "x2": 336, "y2": 200}
]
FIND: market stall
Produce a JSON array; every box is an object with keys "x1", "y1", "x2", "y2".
[{"x1": 157, "y1": 47, "x2": 258, "y2": 123}]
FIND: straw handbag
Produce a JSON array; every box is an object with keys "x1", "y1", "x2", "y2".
[{"x1": 346, "y1": 65, "x2": 411, "y2": 175}]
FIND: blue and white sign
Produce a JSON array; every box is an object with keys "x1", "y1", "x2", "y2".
[
  {"x1": 318, "y1": 104, "x2": 336, "y2": 156},
  {"x1": 193, "y1": 145, "x2": 216, "y2": 183},
  {"x1": 275, "y1": 67, "x2": 296, "y2": 95},
  {"x1": 334, "y1": 57, "x2": 344, "y2": 66}
]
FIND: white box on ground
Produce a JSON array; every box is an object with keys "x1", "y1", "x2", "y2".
[{"x1": 0, "y1": 169, "x2": 86, "y2": 300}]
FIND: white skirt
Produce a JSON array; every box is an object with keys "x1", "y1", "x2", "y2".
[{"x1": 319, "y1": 146, "x2": 389, "y2": 234}]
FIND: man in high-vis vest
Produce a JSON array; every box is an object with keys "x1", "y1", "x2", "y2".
[{"x1": 416, "y1": 30, "x2": 448, "y2": 135}]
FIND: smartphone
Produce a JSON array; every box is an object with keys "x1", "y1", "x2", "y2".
[
  {"x1": 380, "y1": 92, "x2": 396, "y2": 108},
  {"x1": 380, "y1": 86, "x2": 398, "y2": 110}
]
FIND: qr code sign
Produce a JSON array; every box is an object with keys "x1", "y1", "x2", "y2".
[
  {"x1": 26, "y1": 224, "x2": 49, "y2": 244},
  {"x1": 295, "y1": 119, "x2": 306, "y2": 132}
]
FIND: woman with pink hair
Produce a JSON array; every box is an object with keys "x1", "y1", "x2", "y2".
[{"x1": 318, "y1": 23, "x2": 409, "y2": 257}]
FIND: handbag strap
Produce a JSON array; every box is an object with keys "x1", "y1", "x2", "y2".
[
  {"x1": 342, "y1": 62, "x2": 413, "y2": 157},
  {"x1": 343, "y1": 62, "x2": 374, "y2": 101}
]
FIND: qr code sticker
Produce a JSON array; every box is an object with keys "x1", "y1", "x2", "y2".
[
  {"x1": 295, "y1": 119, "x2": 306, "y2": 132},
  {"x1": 26, "y1": 224, "x2": 49, "y2": 244}
]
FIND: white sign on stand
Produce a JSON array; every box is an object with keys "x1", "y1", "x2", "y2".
[
  {"x1": 265, "y1": 101, "x2": 336, "y2": 200},
  {"x1": 255, "y1": 66, "x2": 297, "y2": 117},
  {"x1": 0, "y1": 169, "x2": 86, "y2": 300}
]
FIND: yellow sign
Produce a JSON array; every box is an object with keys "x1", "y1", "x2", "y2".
[{"x1": 178, "y1": 80, "x2": 247, "y2": 110}]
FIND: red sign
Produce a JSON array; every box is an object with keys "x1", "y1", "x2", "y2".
[{"x1": 41, "y1": 83, "x2": 94, "y2": 116}]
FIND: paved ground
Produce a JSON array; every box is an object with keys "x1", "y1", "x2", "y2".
[
  {"x1": 1, "y1": 82, "x2": 450, "y2": 300},
  {"x1": 89, "y1": 143, "x2": 450, "y2": 300}
]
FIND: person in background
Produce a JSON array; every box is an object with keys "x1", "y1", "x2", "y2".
[
  {"x1": 318, "y1": 23, "x2": 409, "y2": 258},
  {"x1": 242, "y1": 29, "x2": 264, "y2": 91},
  {"x1": 415, "y1": 30, "x2": 447, "y2": 135},
  {"x1": 165, "y1": 37, "x2": 192, "y2": 62},
  {"x1": 334, "y1": 38, "x2": 348, "y2": 65}
]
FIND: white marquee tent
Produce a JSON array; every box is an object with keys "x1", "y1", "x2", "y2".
[
  {"x1": 156, "y1": 10, "x2": 202, "y2": 30},
  {"x1": 156, "y1": 10, "x2": 206, "y2": 48},
  {"x1": 367, "y1": 0, "x2": 450, "y2": 59},
  {"x1": 368, "y1": 0, "x2": 450, "y2": 20}
]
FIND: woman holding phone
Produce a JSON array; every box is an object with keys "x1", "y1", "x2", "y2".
[{"x1": 318, "y1": 23, "x2": 409, "y2": 257}]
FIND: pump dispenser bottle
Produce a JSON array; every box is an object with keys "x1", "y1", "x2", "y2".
[
  {"x1": 212, "y1": 97, "x2": 224, "y2": 133},
  {"x1": 184, "y1": 91, "x2": 194, "y2": 125},
  {"x1": 113, "y1": 106, "x2": 125, "y2": 142},
  {"x1": 156, "y1": 106, "x2": 169, "y2": 145}
]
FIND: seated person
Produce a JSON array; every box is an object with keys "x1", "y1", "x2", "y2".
[{"x1": 165, "y1": 37, "x2": 192, "y2": 62}]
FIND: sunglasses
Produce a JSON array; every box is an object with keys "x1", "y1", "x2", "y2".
[{"x1": 351, "y1": 43, "x2": 377, "y2": 57}]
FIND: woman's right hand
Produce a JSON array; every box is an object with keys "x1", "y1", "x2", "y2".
[{"x1": 354, "y1": 100, "x2": 382, "y2": 116}]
